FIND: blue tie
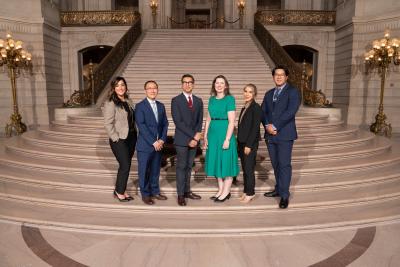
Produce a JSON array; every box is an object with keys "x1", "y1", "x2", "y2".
[
  {"x1": 151, "y1": 101, "x2": 158, "y2": 122},
  {"x1": 273, "y1": 88, "x2": 281, "y2": 102}
]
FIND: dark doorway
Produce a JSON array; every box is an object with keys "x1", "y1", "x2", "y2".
[
  {"x1": 186, "y1": 9, "x2": 210, "y2": 29},
  {"x1": 78, "y1": 45, "x2": 112, "y2": 90},
  {"x1": 283, "y1": 45, "x2": 318, "y2": 89}
]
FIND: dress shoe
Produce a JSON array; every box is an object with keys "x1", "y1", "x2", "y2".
[
  {"x1": 152, "y1": 194, "x2": 168, "y2": 200},
  {"x1": 209, "y1": 195, "x2": 219, "y2": 200},
  {"x1": 113, "y1": 190, "x2": 129, "y2": 202},
  {"x1": 240, "y1": 195, "x2": 255, "y2": 203},
  {"x1": 279, "y1": 198, "x2": 289, "y2": 209},
  {"x1": 177, "y1": 196, "x2": 186, "y2": 206},
  {"x1": 264, "y1": 190, "x2": 280, "y2": 198},
  {"x1": 142, "y1": 196, "x2": 154, "y2": 205},
  {"x1": 125, "y1": 195, "x2": 134, "y2": 201},
  {"x1": 214, "y1": 193, "x2": 231, "y2": 203},
  {"x1": 184, "y1": 191, "x2": 201, "y2": 200}
]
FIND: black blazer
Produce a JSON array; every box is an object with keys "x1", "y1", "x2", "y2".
[
  {"x1": 171, "y1": 93, "x2": 203, "y2": 146},
  {"x1": 237, "y1": 100, "x2": 262, "y2": 149}
]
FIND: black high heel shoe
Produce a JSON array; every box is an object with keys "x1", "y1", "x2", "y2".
[
  {"x1": 113, "y1": 190, "x2": 129, "y2": 202},
  {"x1": 209, "y1": 195, "x2": 220, "y2": 200},
  {"x1": 214, "y1": 193, "x2": 231, "y2": 203}
]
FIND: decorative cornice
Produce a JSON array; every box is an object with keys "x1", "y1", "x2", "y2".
[{"x1": 60, "y1": 10, "x2": 140, "y2": 27}]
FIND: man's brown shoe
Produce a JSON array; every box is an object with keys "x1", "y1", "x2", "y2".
[
  {"x1": 184, "y1": 192, "x2": 201, "y2": 200},
  {"x1": 177, "y1": 196, "x2": 186, "y2": 206},
  {"x1": 152, "y1": 194, "x2": 168, "y2": 200},
  {"x1": 142, "y1": 196, "x2": 154, "y2": 205}
]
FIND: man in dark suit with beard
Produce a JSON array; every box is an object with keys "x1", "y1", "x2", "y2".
[
  {"x1": 261, "y1": 65, "x2": 301, "y2": 209},
  {"x1": 171, "y1": 74, "x2": 203, "y2": 206}
]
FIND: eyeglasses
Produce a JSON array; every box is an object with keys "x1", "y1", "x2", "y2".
[{"x1": 182, "y1": 81, "x2": 194, "y2": 85}]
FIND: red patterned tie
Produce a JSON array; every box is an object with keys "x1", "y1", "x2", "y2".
[{"x1": 188, "y1": 96, "x2": 193, "y2": 109}]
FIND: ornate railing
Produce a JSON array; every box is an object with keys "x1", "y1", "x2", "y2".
[
  {"x1": 254, "y1": 18, "x2": 302, "y2": 90},
  {"x1": 64, "y1": 13, "x2": 141, "y2": 107},
  {"x1": 255, "y1": 9, "x2": 335, "y2": 26},
  {"x1": 60, "y1": 10, "x2": 140, "y2": 26},
  {"x1": 254, "y1": 16, "x2": 333, "y2": 107}
]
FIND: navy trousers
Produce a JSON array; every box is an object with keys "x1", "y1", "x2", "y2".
[{"x1": 266, "y1": 140, "x2": 294, "y2": 199}]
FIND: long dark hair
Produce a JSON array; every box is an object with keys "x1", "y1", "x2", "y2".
[
  {"x1": 108, "y1": 76, "x2": 129, "y2": 108},
  {"x1": 210, "y1": 75, "x2": 230, "y2": 96}
]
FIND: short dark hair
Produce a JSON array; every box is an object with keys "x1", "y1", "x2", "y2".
[
  {"x1": 144, "y1": 80, "x2": 158, "y2": 89},
  {"x1": 210, "y1": 75, "x2": 230, "y2": 96},
  {"x1": 272, "y1": 65, "x2": 289, "y2": 76},
  {"x1": 181, "y1": 74, "x2": 195, "y2": 83},
  {"x1": 244, "y1": 83, "x2": 257, "y2": 97}
]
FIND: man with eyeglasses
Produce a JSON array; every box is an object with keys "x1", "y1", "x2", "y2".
[
  {"x1": 171, "y1": 74, "x2": 204, "y2": 206},
  {"x1": 261, "y1": 65, "x2": 301, "y2": 209},
  {"x1": 135, "y1": 80, "x2": 169, "y2": 205}
]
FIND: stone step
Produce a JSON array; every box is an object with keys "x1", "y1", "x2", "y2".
[
  {"x1": 1, "y1": 141, "x2": 398, "y2": 178},
  {"x1": 1, "y1": 161, "x2": 399, "y2": 194},
  {"x1": 1, "y1": 173, "x2": 400, "y2": 211},
  {"x1": 14, "y1": 130, "x2": 382, "y2": 163},
  {"x1": 0, "y1": 193, "x2": 399, "y2": 236},
  {"x1": 35, "y1": 125, "x2": 357, "y2": 144}
]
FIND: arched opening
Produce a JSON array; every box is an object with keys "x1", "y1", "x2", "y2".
[
  {"x1": 78, "y1": 45, "x2": 112, "y2": 90},
  {"x1": 283, "y1": 45, "x2": 318, "y2": 89}
]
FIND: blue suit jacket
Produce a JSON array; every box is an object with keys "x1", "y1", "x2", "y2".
[
  {"x1": 135, "y1": 98, "x2": 169, "y2": 152},
  {"x1": 171, "y1": 93, "x2": 203, "y2": 146},
  {"x1": 261, "y1": 83, "x2": 301, "y2": 142}
]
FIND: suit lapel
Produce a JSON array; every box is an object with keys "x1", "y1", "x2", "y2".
[{"x1": 144, "y1": 99, "x2": 158, "y2": 124}]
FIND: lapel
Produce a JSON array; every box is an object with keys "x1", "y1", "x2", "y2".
[
  {"x1": 182, "y1": 93, "x2": 196, "y2": 112},
  {"x1": 275, "y1": 83, "x2": 288, "y2": 104},
  {"x1": 155, "y1": 101, "x2": 162, "y2": 124},
  {"x1": 239, "y1": 101, "x2": 254, "y2": 125},
  {"x1": 144, "y1": 98, "x2": 158, "y2": 124}
]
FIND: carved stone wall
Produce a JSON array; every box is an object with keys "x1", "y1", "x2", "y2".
[
  {"x1": 0, "y1": 0, "x2": 63, "y2": 136},
  {"x1": 332, "y1": 0, "x2": 400, "y2": 132},
  {"x1": 60, "y1": 26, "x2": 129, "y2": 102},
  {"x1": 267, "y1": 25, "x2": 335, "y2": 101}
]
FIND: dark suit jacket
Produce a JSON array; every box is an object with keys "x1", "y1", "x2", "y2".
[
  {"x1": 171, "y1": 93, "x2": 203, "y2": 146},
  {"x1": 237, "y1": 100, "x2": 262, "y2": 149},
  {"x1": 261, "y1": 83, "x2": 301, "y2": 142},
  {"x1": 135, "y1": 98, "x2": 168, "y2": 152}
]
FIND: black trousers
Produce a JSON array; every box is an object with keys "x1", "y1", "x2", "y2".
[
  {"x1": 238, "y1": 142, "x2": 258, "y2": 196},
  {"x1": 175, "y1": 145, "x2": 197, "y2": 196},
  {"x1": 109, "y1": 131, "x2": 137, "y2": 194}
]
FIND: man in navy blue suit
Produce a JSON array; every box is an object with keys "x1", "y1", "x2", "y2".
[
  {"x1": 261, "y1": 65, "x2": 301, "y2": 209},
  {"x1": 171, "y1": 74, "x2": 203, "y2": 206},
  {"x1": 135, "y1": 80, "x2": 169, "y2": 205}
]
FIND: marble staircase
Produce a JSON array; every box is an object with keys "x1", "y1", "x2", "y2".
[
  {"x1": 0, "y1": 109, "x2": 400, "y2": 236},
  {"x1": 0, "y1": 29, "x2": 399, "y2": 236}
]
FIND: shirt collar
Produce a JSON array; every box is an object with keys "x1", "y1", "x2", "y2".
[
  {"x1": 146, "y1": 98, "x2": 156, "y2": 104},
  {"x1": 182, "y1": 92, "x2": 192, "y2": 100},
  {"x1": 276, "y1": 83, "x2": 286, "y2": 91}
]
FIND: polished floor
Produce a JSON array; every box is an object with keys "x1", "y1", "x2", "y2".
[{"x1": 1, "y1": 220, "x2": 400, "y2": 267}]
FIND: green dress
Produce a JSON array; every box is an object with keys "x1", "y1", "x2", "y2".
[{"x1": 205, "y1": 95, "x2": 239, "y2": 178}]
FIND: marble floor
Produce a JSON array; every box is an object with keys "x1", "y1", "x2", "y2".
[
  {"x1": 1, "y1": 133, "x2": 399, "y2": 267},
  {"x1": 1, "y1": 220, "x2": 400, "y2": 267}
]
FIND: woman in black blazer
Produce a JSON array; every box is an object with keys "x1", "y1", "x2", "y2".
[{"x1": 237, "y1": 84, "x2": 262, "y2": 203}]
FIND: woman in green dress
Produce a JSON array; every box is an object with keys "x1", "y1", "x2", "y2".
[{"x1": 203, "y1": 75, "x2": 239, "y2": 202}]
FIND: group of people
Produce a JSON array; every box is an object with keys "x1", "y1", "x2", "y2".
[{"x1": 103, "y1": 65, "x2": 301, "y2": 209}]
